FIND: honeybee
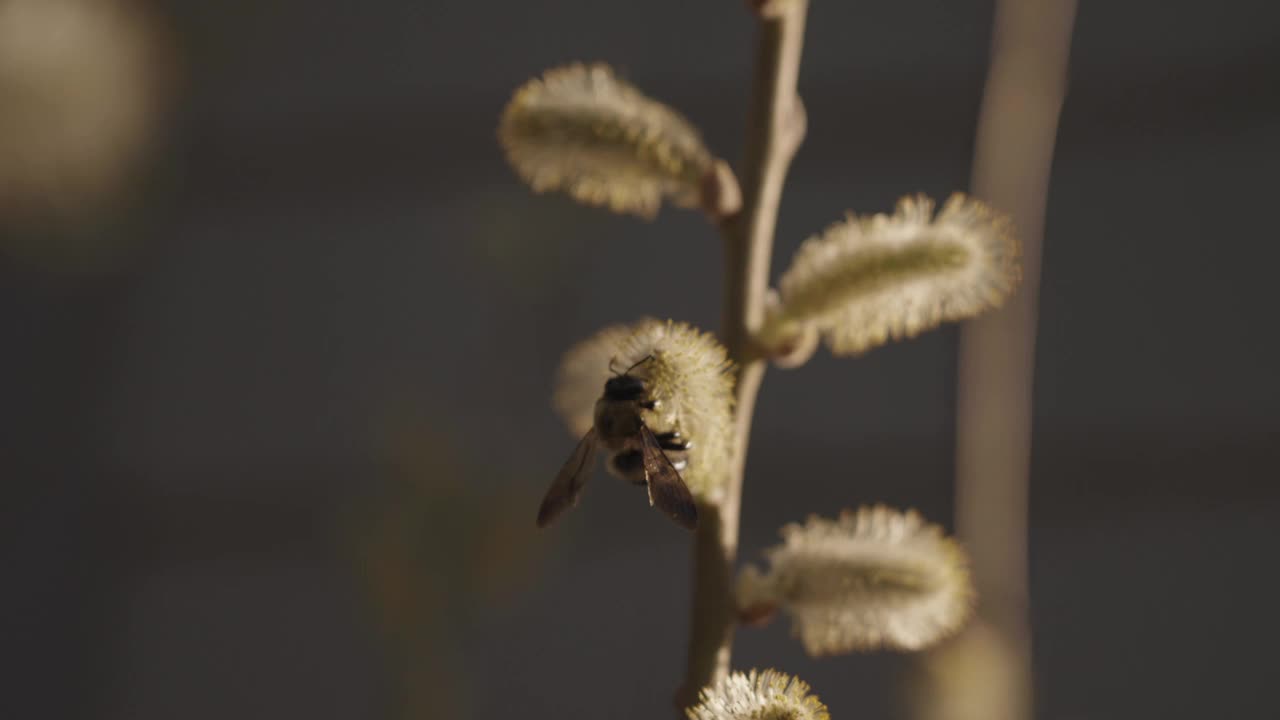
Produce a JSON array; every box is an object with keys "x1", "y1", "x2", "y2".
[{"x1": 537, "y1": 356, "x2": 698, "y2": 530}]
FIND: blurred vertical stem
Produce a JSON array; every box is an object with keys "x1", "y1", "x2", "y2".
[
  {"x1": 952, "y1": 0, "x2": 1076, "y2": 718},
  {"x1": 678, "y1": 0, "x2": 809, "y2": 710}
]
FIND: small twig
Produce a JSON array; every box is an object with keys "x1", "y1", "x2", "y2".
[
  {"x1": 677, "y1": 0, "x2": 809, "y2": 710},
  {"x1": 949, "y1": 0, "x2": 1077, "y2": 718}
]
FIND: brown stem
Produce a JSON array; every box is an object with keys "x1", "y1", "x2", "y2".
[
  {"x1": 949, "y1": 1, "x2": 1076, "y2": 718},
  {"x1": 677, "y1": 0, "x2": 809, "y2": 710}
]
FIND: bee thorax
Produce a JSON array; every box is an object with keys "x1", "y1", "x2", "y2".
[{"x1": 594, "y1": 400, "x2": 645, "y2": 448}]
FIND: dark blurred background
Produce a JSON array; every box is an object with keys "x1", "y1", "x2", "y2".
[{"x1": 2, "y1": 1, "x2": 1277, "y2": 718}]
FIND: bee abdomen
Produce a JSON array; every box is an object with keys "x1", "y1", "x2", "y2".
[
  {"x1": 610, "y1": 450, "x2": 648, "y2": 485},
  {"x1": 655, "y1": 431, "x2": 692, "y2": 452},
  {"x1": 608, "y1": 445, "x2": 689, "y2": 485},
  {"x1": 653, "y1": 431, "x2": 691, "y2": 472}
]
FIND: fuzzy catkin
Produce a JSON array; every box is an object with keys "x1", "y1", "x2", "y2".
[
  {"x1": 737, "y1": 505, "x2": 974, "y2": 654},
  {"x1": 685, "y1": 669, "x2": 829, "y2": 720},
  {"x1": 499, "y1": 63, "x2": 713, "y2": 218},
  {"x1": 553, "y1": 318, "x2": 734, "y2": 501},
  {"x1": 763, "y1": 193, "x2": 1019, "y2": 356}
]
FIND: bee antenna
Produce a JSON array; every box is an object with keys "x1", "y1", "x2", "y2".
[{"x1": 622, "y1": 354, "x2": 655, "y2": 375}]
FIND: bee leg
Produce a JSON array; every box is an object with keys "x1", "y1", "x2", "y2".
[{"x1": 655, "y1": 431, "x2": 693, "y2": 451}]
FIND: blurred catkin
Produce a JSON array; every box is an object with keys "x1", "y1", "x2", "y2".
[
  {"x1": 685, "y1": 669, "x2": 829, "y2": 720},
  {"x1": 0, "y1": 0, "x2": 161, "y2": 217},
  {"x1": 499, "y1": 63, "x2": 715, "y2": 218}
]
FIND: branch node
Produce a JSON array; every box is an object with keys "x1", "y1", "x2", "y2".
[
  {"x1": 701, "y1": 159, "x2": 743, "y2": 220},
  {"x1": 750, "y1": 0, "x2": 793, "y2": 19},
  {"x1": 782, "y1": 95, "x2": 807, "y2": 160},
  {"x1": 765, "y1": 324, "x2": 817, "y2": 369},
  {"x1": 737, "y1": 601, "x2": 780, "y2": 627},
  {"x1": 759, "y1": 289, "x2": 818, "y2": 369}
]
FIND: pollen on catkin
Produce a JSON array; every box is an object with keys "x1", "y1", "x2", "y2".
[
  {"x1": 760, "y1": 193, "x2": 1020, "y2": 356},
  {"x1": 498, "y1": 63, "x2": 714, "y2": 218},
  {"x1": 737, "y1": 505, "x2": 974, "y2": 654},
  {"x1": 685, "y1": 669, "x2": 830, "y2": 720},
  {"x1": 552, "y1": 318, "x2": 734, "y2": 501}
]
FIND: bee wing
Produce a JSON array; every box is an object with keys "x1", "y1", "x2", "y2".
[
  {"x1": 640, "y1": 424, "x2": 698, "y2": 530},
  {"x1": 537, "y1": 429, "x2": 600, "y2": 528}
]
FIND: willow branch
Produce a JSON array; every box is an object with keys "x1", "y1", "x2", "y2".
[
  {"x1": 677, "y1": 0, "x2": 809, "y2": 710},
  {"x1": 950, "y1": 1, "x2": 1076, "y2": 718}
]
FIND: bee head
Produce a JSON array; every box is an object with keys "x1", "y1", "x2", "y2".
[{"x1": 603, "y1": 373, "x2": 646, "y2": 401}]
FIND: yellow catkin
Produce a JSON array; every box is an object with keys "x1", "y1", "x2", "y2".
[
  {"x1": 499, "y1": 63, "x2": 713, "y2": 218},
  {"x1": 685, "y1": 669, "x2": 830, "y2": 720},
  {"x1": 737, "y1": 505, "x2": 975, "y2": 654},
  {"x1": 552, "y1": 318, "x2": 734, "y2": 501},
  {"x1": 762, "y1": 193, "x2": 1020, "y2": 356}
]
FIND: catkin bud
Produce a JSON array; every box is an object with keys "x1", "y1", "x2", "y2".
[
  {"x1": 552, "y1": 318, "x2": 734, "y2": 501},
  {"x1": 737, "y1": 505, "x2": 974, "y2": 654},
  {"x1": 685, "y1": 669, "x2": 829, "y2": 720},
  {"x1": 499, "y1": 63, "x2": 715, "y2": 218},
  {"x1": 760, "y1": 193, "x2": 1020, "y2": 357}
]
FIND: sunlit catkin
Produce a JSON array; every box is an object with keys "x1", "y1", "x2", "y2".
[
  {"x1": 685, "y1": 669, "x2": 829, "y2": 720},
  {"x1": 737, "y1": 505, "x2": 974, "y2": 654},
  {"x1": 760, "y1": 193, "x2": 1019, "y2": 356},
  {"x1": 499, "y1": 63, "x2": 715, "y2": 218},
  {"x1": 552, "y1": 318, "x2": 734, "y2": 501}
]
